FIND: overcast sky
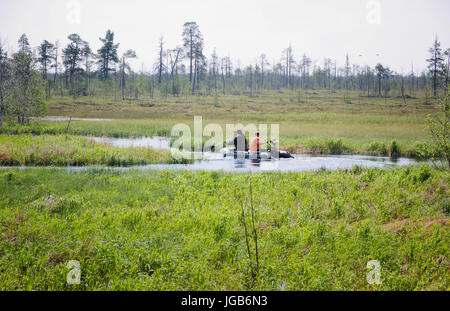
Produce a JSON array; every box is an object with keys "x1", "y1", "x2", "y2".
[{"x1": 0, "y1": 0, "x2": 449, "y2": 73}]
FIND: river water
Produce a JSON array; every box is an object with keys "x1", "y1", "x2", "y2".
[
  {"x1": 133, "y1": 154, "x2": 419, "y2": 173},
  {"x1": 3, "y1": 154, "x2": 421, "y2": 173},
  {"x1": 91, "y1": 136, "x2": 172, "y2": 150},
  {"x1": 1, "y1": 136, "x2": 424, "y2": 173},
  {"x1": 5, "y1": 136, "x2": 419, "y2": 173}
]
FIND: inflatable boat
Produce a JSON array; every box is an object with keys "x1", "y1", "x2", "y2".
[{"x1": 222, "y1": 148, "x2": 294, "y2": 159}]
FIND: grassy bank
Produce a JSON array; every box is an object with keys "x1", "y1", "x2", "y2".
[
  {"x1": 0, "y1": 167, "x2": 448, "y2": 290},
  {"x1": 0, "y1": 120, "x2": 172, "y2": 138},
  {"x1": 0, "y1": 134, "x2": 188, "y2": 167}
]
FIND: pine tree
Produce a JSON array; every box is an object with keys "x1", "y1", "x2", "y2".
[
  {"x1": 97, "y1": 30, "x2": 119, "y2": 79},
  {"x1": 427, "y1": 36, "x2": 445, "y2": 97},
  {"x1": 82, "y1": 44, "x2": 93, "y2": 94},
  {"x1": 375, "y1": 63, "x2": 385, "y2": 97},
  {"x1": 18, "y1": 34, "x2": 30, "y2": 54},
  {"x1": 38, "y1": 40, "x2": 55, "y2": 79},
  {"x1": 63, "y1": 34, "x2": 86, "y2": 81},
  {"x1": 121, "y1": 50, "x2": 137, "y2": 100},
  {"x1": 11, "y1": 35, "x2": 47, "y2": 124},
  {"x1": 182, "y1": 22, "x2": 202, "y2": 84}
]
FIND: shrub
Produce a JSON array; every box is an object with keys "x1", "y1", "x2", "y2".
[
  {"x1": 427, "y1": 90, "x2": 449, "y2": 166},
  {"x1": 389, "y1": 140, "x2": 400, "y2": 158},
  {"x1": 326, "y1": 138, "x2": 349, "y2": 155},
  {"x1": 367, "y1": 141, "x2": 388, "y2": 156},
  {"x1": 409, "y1": 165, "x2": 433, "y2": 184}
]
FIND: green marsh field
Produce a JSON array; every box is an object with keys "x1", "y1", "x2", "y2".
[
  {"x1": 0, "y1": 90, "x2": 449, "y2": 291},
  {"x1": 0, "y1": 166, "x2": 448, "y2": 290}
]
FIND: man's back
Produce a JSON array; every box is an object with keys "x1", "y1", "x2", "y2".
[
  {"x1": 234, "y1": 134, "x2": 248, "y2": 151},
  {"x1": 250, "y1": 136, "x2": 260, "y2": 152}
]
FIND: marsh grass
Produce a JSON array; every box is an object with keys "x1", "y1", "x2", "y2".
[
  {"x1": 0, "y1": 166, "x2": 448, "y2": 290},
  {"x1": 0, "y1": 120, "x2": 172, "y2": 138},
  {"x1": 44, "y1": 90, "x2": 441, "y2": 119},
  {"x1": 0, "y1": 134, "x2": 188, "y2": 166}
]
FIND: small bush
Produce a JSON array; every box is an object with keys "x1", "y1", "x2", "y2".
[
  {"x1": 326, "y1": 138, "x2": 348, "y2": 155},
  {"x1": 409, "y1": 166, "x2": 433, "y2": 184},
  {"x1": 367, "y1": 141, "x2": 387, "y2": 156},
  {"x1": 389, "y1": 140, "x2": 400, "y2": 158}
]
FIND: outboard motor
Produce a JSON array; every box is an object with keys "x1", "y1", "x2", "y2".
[{"x1": 279, "y1": 150, "x2": 294, "y2": 158}]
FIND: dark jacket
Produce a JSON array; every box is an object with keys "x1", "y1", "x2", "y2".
[{"x1": 234, "y1": 134, "x2": 249, "y2": 151}]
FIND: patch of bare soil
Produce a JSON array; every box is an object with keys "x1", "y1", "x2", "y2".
[
  {"x1": 383, "y1": 218, "x2": 449, "y2": 233},
  {"x1": 48, "y1": 252, "x2": 66, "y2": 267}
]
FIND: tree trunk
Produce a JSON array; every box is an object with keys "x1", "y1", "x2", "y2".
[
  {"x1": 152, "y1": 78, "x2": 155, "y2": 99},
  {"x1": 105, "y1": 54, "x2": 109, "y2": 79},
  {"x1": 158, "y1": 42, "x2": 163, "y2": 84},
  {"x1": 222, "y1": 69, "x2": 226, "y2": 95},
  {"x1": 122, "y1": 57, "x2": 125, "y2": 100},
  {"x1": 378, "y1": 77, "x2": 381, "y2": 96},
  {"x1": 189, "y1": 33, "x2": 193, "y2": 82},
  {"x1": 192, "y1": 57, "x2": 197, "y2": 94},
  {"x1": 434, "y1": 47, "x2": 437, "y2": 97},
  {"x1": 54, "y1": 49, "x2": 58, "y2": 83}
]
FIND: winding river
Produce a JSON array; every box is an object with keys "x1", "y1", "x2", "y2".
[{"x1": 88, "y1": 136, "x2": 423, "y2": 173}]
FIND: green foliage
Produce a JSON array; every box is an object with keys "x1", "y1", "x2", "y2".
[
  {"x1": 69, "y1": 75, "x2": 87, "y2": 99},
  {"x1": 301, "y1": 137, "x2": 352, "y2": 155},
  {"x1": 408, "y1": 165, "x2": 432, "y2": 184},
  {"x1": 8, "y1": 49, "x2": 48, "y2": 123},
  {"x1": 37, "y1": 40, "x2": 55, "y2": 79},
  {"x1": 427, "y1": 90, "x2": 449, "y2": 166},
  {"x1": 427, "y1": 36, "x2": 446, "y2": 97},
  {"x1": 0, "y1": 167, "x2": 448, "y2": 290},
  {"x1": 63, "y1": 34, "x2": 86, "y2": 80},
  {"x1": 97, "y1": 30, "x2": 119, "y2": 79},
  {"x1": 0, "y1": 120, "x2": 172, "y2": 138},
  {"x1": 326, "y1": 138, "x2": 347, "y2": 154},
  {"x1": 367, "y1": 141, "x2": 388, "y2": 156},
  {"x1": 389, "y1": 140, "x2": 400, "y2": 158},
  {"x1": 0, "y1": 134, "x2": 187, "y2": 166}
]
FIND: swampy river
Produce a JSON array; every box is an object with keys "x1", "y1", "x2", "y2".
[{"x1": 80, "y1": 136, "x2": 423, "y2": 173}]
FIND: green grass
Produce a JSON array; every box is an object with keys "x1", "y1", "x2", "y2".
[
  {"x1": 45, "y1": 90, "x2": 441, "y2": 120},
  {"x1": 0, "y1": 134, "x2": 189, "y2": 166},
  {"x1": 0, "y1": 120, "x2": 172, "y2": 138},
  {"x1": 0, "y1": 166, "x2": 448, "y2": 290}
]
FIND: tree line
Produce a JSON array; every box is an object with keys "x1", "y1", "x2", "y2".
[{"x1": 0, "y1": 22, "x2": 449, "y2": 125}]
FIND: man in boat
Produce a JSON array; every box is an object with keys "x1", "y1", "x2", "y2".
[
  {"x1": 249, "y1": 132, "x2": 264, "y2": 154},
  {"x1": 229, "y1": 130, "x2": 248, "y2": 152}
]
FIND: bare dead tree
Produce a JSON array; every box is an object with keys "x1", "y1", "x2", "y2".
[{"x1": 157, "y1": 35, "x2": 165, "y2": 84}]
